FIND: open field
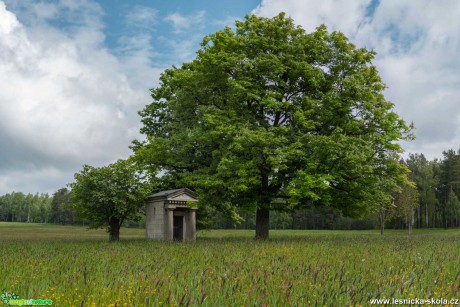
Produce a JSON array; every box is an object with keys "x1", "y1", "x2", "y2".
[{"x1": 1, "y1": 223, "x2": 459, "y2": 306}]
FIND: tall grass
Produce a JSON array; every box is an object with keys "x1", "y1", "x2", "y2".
[{"x1": 1, "y1": 223, "x2": 459, "y2": 306}]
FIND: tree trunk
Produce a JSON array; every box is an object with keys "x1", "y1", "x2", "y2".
[
  {"x1": 425, "y1": 203, "x2": 429, "y2": 227},
  {"x1": 255, "y1": 208, "x2": 269, "y2": 240},
  {"x1": 378, "y1": 212, "x2": 385, "y2": 235},
  {"x1": 408, "y1": 215, "x2": 414, "y2": 235},
  {"x1": 108, "y1": 218, "x2": 121, "y2": 242},
  {"x1": 409, "y1": 217, "x2": 413, "y2": 235},
  {"x1": 417, "y1": 205, "x2": 421, "y2": 228},
  {"x1": 109, "y1": 226, "x2": 120, "y2": 242}
]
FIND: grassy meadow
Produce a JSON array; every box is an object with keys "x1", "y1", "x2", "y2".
[{"x1": 0, "y1": 223, "x2": 459, "y2": 306}]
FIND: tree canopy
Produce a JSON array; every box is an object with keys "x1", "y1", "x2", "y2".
[
  {"x1": 134, "y1": 13, "x2": 412, "y2": 239},
  {"x1": 69, "y1": 159, "x2": 150, "y2": 241}
]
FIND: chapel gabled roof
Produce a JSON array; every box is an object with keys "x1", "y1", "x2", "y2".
[{"x1": 148, "y1": 188, "x2": 198, "y2": 201}]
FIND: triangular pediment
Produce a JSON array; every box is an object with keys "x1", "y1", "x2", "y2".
[
  {"x1": 168, "y1": 193, "x2": 198, "y2": 202},
  {"x1": 148, "y1": 188, "x2": 198, "y2": 202}
]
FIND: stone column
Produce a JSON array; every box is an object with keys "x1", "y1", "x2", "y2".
[
  {"x1": 165, "y1": 208, "x2": 174, "y2": 241},
  {"x1": 184, "y1": 212, "x2": 189, "y2": 241},
  {"x1": 187, "y1": 208, "x2": 197, "y2": 241}
]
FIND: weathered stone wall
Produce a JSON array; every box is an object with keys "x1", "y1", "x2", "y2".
[{"x1": 145, "y1": 201, "x2": 164, "y2": 240}]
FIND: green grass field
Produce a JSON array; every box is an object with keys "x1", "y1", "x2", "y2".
[{"x1": 0, "y1": 223, "x2": 459, "y2": 306}]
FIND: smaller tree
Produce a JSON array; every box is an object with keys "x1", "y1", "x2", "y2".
[
  {"x1": 375, "y1": 198, "x2": 396, "y2": 236},
  {"x1": 69, "y1": 159, "x2": 150, "y2": 241},
  {"x1": 371, "y1": 158, "x2": 409, "y2": 235},
  {"x1": 395, "y1": 182, "x2": 419, "y2": 235}
]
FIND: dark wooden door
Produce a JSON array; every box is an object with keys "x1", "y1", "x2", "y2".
[{"x1": 173, "y1": 216, "x2": 184, "y2": 241}]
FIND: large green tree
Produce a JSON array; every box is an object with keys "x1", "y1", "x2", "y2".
[
  {"x1": 69, "y1": 159, "x2": 150, "y2": 241},
  {"x1": 134, "y1": 13, "x2": 412, "y2": 239}
]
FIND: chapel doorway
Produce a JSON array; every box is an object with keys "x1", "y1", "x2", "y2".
[{"x1": 173, "y1": 215, "x2": 184, "y2": 241}]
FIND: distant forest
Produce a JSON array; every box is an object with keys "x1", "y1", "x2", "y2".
[{"x1": 1, "y1": 150, "x2": 460, "y2": 230}]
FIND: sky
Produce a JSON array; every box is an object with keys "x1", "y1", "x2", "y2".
[{"x1": 0, "y1": 0, "x2": 459, "y2": 195}]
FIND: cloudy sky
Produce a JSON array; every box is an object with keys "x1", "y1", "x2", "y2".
[{"x1": 1, "y1": 0, "x2": 459, "y2": 195}]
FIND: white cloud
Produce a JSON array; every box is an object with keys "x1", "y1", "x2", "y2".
[
  {"x1": 164, "y1": 11, "x2": 205, "y2": 34},
  {"x1": 0, "y1": 167, "x2": 66, "y2": 196},
  {"x1": 31, "y1": 2, "x2": 59, "y2": 20},
  {"x1": 115, "y1": 5, "x2": 166, "y2": 89},
  {"x1": 0, "y1": 1, "x2": 19, "y2": 32},
  {"x1": 126, "y1": 5, "x2": 158, "y2": 30},
  {"x1": 116, "y1": 33, "x2": 163, "y2": 87},
  {"x1": 253, "y1": 0, "x2": 460, "y2": 160},
  {"x1": 253, "y1": 0, "x2": 371, "y2": 34},
  {"x1": 212, "y1": 16, "x2": 241, "y2": 28},
  {"x1": 0, "y1": 1, "x2": 160, "y2": 194},
  {"x1": 4, "y1": 0, "x2": 104, "y2": 30},
  {"x1": 157, "y1": 11, "x2": 209, "y2": 66},
  {"x1": 157, "y1": 34, "x2": 203, "y2": 64}
]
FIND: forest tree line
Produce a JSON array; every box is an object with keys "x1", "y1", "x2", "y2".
[
  {"x1": 0, "y1": 188, "x2": 79, "y2": 224},
  {"x1": 1, "y1": 150, "x2": 460, "y2": 230}
]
